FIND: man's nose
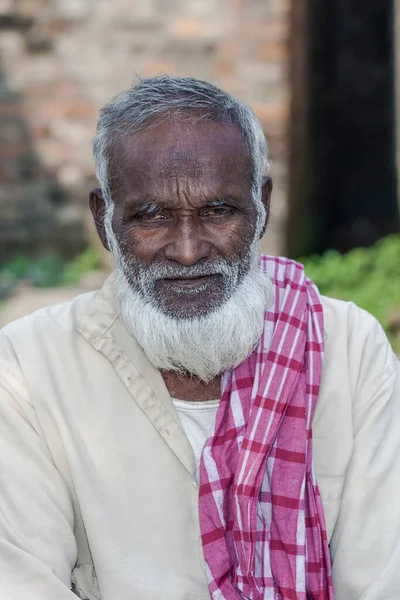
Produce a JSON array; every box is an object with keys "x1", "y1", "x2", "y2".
[{"x1": 163, "y1": 218, "x2": 210, "y2": 266}]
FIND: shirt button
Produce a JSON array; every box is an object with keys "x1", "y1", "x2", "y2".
[{"x1": 193, "y1": 480, "x2": 199, "y2": 488}]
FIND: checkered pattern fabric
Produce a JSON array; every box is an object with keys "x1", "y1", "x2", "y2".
[{"x1": 199, "y1": 256, "x2": 334, "y2": 600}]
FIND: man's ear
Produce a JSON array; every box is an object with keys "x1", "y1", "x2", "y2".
[
  {"x1": 89, "y1": 188, "x2": 110, "y2": 251},
  {"x1": 259, "y1": 175, "x2": 273, "y2": 239}
]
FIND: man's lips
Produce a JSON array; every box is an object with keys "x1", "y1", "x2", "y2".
[{"x1": 160, "y1": 274, "x2": 218, "y2": 289}]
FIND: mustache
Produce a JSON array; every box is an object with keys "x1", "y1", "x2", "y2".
[{"x1": 134, "y1": 258, "x2": 239, "y2": 281}]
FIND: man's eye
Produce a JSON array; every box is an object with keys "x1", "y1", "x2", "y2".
[
  {"x1": 201, "y1": 206, "x2": 232, "y2": 217},
  {"x1": 136, "y1": 210, "x2": 169, "y2": 221}
]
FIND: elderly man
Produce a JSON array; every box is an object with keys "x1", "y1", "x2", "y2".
[{"x1": 1, "y1": 76, "x2": 399, "y2": 600}]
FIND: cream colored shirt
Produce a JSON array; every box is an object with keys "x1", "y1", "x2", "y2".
[{"x1": 0, "y1": 274, "x2": 399, "y2": 600}]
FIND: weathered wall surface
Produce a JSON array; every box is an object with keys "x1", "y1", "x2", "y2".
[{"x1": 0, "y1": 0, "x2": 289, "y2": 260}]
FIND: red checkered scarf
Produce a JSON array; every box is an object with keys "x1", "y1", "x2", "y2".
[{"x1": 199, "y1": 256, "x2": 334, "y2": 600}]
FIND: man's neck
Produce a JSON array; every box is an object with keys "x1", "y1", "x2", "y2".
[{"x1": 161, "y1": 370, "x2": 221, "y2": 402}]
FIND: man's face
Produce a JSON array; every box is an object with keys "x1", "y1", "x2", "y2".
[{"x1": 92, "y1": 121, "x2": 268, "y2": 318}]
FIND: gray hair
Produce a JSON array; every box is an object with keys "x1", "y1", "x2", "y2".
[{"x1": 92, "y1": 75, "x2": 269, "y2": 238}]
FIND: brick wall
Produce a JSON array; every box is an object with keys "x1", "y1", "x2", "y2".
[{"x1": 0, "y1": 0, "x2": 290, "y2": 260}]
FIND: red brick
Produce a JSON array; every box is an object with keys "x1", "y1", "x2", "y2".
[
  {"x1": 255, "y1": 41, "x2": 286, "y2": 61},
  {"x1": 40, "y1": 101, "x2": 97, "y2": 119},
  {"x1": 171, "y1": 18, "x2": 202, "y2": 38},
  {"x1": 215, "y1": 59, "x2": 235, "y2": 77},
  {"x1": 142, "y1": 61, "x2": 179, "y2": 77},
  {"x1": 217, "y1": 40, "x2": 238, "y2": 59},
  {"x1": 252, "y1": 102, "x2": 289, "y2": 124}
]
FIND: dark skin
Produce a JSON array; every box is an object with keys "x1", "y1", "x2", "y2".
[{"x1": 90, "y1": 120, "x2": 272, "y2": 401}]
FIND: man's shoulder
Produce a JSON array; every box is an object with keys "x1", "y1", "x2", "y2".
[
  {"x1": 320, "y1": 294, "x2": 397, "y2": 396},
  {"x1": 321, "y1": 294, "x2": 389, "y2": 349},
  {"x1": 0, "y1": 288, "x2": 100, "y2": 348},
  {"x1": 321, "y1": 294, "x2": 369, "y2": 331}
]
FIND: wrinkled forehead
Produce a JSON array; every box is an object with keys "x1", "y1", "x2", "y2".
[{"x1": 109, "y1": 120, "x2": 253, "y2": 198}]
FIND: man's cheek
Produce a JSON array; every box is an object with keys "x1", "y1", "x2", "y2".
[{"x1": 231, "y1": 236, "x2": 252, "y2": 261}]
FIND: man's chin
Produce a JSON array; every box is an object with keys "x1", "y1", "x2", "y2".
[
  {"x1": 153, "y1": 279, "x2": 229, "y2": 319},
  {"x1": 155, "y1": 297, "x2": 226, "y2": 320}
]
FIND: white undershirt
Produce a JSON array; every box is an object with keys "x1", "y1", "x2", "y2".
[{"x1": 172, "y1": 398, "x2": 220, "y2": 481}]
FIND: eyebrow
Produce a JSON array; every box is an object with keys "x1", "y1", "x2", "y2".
[
  {"x1": 204, "y1": 198, "x2": 233, "y2": 207},
  {"x1": 135, "y1": 201, "x2": 162, "y2": 215},
  {"x1": 128, "y1": 196, "x2": 241, "y2": 215}
]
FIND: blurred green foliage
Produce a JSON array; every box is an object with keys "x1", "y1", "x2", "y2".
[
  {"x1": 0, "y1": 246, "x2": 103, "y2": 298},
  {"x1": 60, "y1": 246, "x2": 103, "y2": 286},
  {"x1": 0, "y1": 253, "x2": 64, "y2": 297},
  {"x1": 302, "y1": 235, "x2": 400, "y2": 352}
]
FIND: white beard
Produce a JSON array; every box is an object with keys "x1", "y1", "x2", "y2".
[{"x1": 114, "y1": 253, "x2": 273, "y2": 383}]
